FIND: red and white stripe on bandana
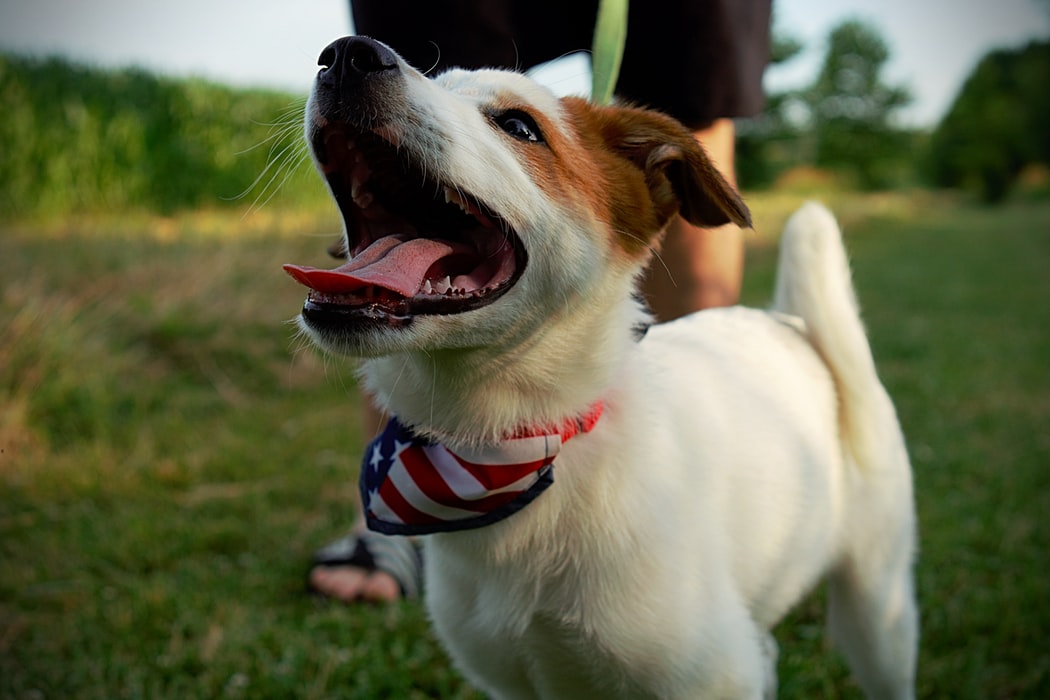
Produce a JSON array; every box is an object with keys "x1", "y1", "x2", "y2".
[{"x1": 360, "y1": 403, "x2": 604, "y2": 535}]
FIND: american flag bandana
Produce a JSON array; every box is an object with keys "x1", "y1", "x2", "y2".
[{"x1": 360, "y1": 403, "x2": 604, "y2": 535}]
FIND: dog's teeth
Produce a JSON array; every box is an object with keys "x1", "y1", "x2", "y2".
[
  {"x1": 443, "y1": 187, "x2": 473, "y2": 216},
  {"x1": 433, "y1": 276, "x2": 452, "y2": 295},
  {"x1": 423, "y1": 280, "x2": 434, "y2": 294}
]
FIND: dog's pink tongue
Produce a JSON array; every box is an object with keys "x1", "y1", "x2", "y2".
[{"x1": 283, "y1": 236, "x2": 471, "y2": 297}]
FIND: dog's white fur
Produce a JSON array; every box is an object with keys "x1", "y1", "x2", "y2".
[{"x1": 299, "y1": 40, "x2": 918, "y2": 699}]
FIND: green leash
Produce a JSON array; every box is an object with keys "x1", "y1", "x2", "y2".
[{"x1": 590, "y1": 0, "x2": 629, "y2": 105}]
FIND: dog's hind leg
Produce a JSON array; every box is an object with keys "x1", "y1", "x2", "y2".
[
  {"x1": 759, "y1": 631, "x2": 778, "y2": 700},
  {"x1": 826, "y1": 397, "x2": 918, "y2": 700},
  {"x1": 827, "y1": 536, "x2": 918, "y2": 700},
  {"x1": 827, "y1": 434, "x2": 918, "y2": 700}
]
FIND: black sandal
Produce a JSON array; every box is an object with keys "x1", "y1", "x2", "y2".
[{"x1": 309, "y1": 531, "x2": 423, "y2": 599}]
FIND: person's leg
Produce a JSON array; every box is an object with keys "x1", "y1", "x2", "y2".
[
  {"x1": 308, "y1": 402, "x2": 406, "y2": 603},
  {"x1": 642, "y1": 118, "x2": 744, "y2": 321}
]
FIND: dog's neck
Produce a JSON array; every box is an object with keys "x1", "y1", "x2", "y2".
[{"x1": 360, "y1": 294, "x2": 648, "y2": 445}]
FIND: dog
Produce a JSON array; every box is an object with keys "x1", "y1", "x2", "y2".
[{"x1": 284, "y1": 36, "x2": 918, "y2": 699}]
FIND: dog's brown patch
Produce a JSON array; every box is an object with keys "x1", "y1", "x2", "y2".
[{"x1": 492, "y1": 96, "x2": 749, "y2": 263}]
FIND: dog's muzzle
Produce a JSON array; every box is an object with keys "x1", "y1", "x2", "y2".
[{"x1": 283, "y1": 36, "x2": 527, "y2": 333}]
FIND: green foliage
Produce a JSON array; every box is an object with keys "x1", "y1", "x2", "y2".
[
  {"x1": 738, "y1": 20, "x2": 916, "y2": 191},
  {"x1": 927, "y1": 40, "x2": 1050, "y2": 202},
  {"x1": 801, "y1": 20, "x2": 912, "y2": 189},
  {"x1": 0, "y1": 53, "x2": 326, "y2": 219},
  {"x1": 736, "y1": 28, "x2": 806, "y2": 189}
]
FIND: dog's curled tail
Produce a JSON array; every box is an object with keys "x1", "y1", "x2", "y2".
[{"x1": 772, "y1": 202, "x2": 898, "y2": 471}]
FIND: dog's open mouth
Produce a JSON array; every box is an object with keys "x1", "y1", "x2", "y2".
[{"x1": 283, "y1": 126, "x2": 526, "y2": 326}]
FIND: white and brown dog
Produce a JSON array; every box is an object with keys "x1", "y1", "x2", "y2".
[{"x1": 285, "y1": 36, "x2": 918, "y2": 700}]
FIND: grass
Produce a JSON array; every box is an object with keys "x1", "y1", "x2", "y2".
[{"x1": 2, "y1": 192, "x2": 1048, "y2": 698}]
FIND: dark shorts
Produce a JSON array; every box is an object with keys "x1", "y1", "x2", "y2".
[{"x1": 350, "y1": 0, "x2": 771, "y2": 128}]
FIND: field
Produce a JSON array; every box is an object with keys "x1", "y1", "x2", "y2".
[{"x1": 2, "y1": 192, "x2": 1048, "y2": 698}]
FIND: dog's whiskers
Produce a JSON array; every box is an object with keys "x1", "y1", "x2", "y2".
[
  {"x1": 237, "y1": 140, "x2": 312, "y2": 216},
  {"x1": 415, "y1": 41, "x2": 443, "y2": 77},
  {"x1": 232, "y1": 101, "x2": 313, "y2": 216},
  {"x1": 616, "y1": 227, "x2": 677, "y2": 288}
]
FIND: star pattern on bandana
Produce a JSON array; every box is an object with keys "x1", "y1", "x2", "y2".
[{"x1": 359, "y1": 405, "x2": 603, "y2": 535}]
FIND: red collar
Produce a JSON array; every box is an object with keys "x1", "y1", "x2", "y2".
[{"x1": 509, "y1": 401, "x2": 605, "y2": 441}]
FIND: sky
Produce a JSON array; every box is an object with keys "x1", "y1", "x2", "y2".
[{"x1": 0, "y1": 0, "x2": 1047, "y2": 128}]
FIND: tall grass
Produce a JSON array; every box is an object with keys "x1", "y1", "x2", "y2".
[
  {"x1": 0, "y1": 53, "x2": 328, "y2": 219},
  {"x1": 2, "y1": 193, "x2": 1048, "y2": 697}
]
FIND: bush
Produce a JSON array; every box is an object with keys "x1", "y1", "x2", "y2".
[
  {"x1": 927, "y1": 41, "x2": 1050, "y2": 202},
  {"x1": 0, "y1": 54, "x2": 327, "y2": 219}
]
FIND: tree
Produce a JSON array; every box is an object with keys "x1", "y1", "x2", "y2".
[
  {"x1": 799, "y1": 20, "x2": 912, "y2": 189},
  {"x1": 735, "y1": 30, "x2": 805, "y2": 188},
  {"x1": 927, "y1": 40, "x2": 1050, "y2": 202}
]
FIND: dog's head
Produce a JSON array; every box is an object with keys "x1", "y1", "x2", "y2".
[{"x1": 285, "y1": 36, "x2": 750, "y2": 358}]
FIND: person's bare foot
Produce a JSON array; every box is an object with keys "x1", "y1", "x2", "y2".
[
  {"x1": 308, "y1": 564, "x2": 402, "y2": 603},
  {"x1": 308, "y1": 531, "x2": 422, "y2": 603}
]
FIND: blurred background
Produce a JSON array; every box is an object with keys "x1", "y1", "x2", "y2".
[
  {"x1": 1, "y1": 0, "x2": 1049, "y2": 212},
  {"x1": 1, "y1": 2, "x2": 1048, "y2": 699}
]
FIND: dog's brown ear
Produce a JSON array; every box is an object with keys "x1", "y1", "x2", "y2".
[
  {"x1": 591, "y1": 103, "x2": 752, "y2": 230},
  {"x1": 645, "y1": 140, "x2": 752, "y2": 230}
]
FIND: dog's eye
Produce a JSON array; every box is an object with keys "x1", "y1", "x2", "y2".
[{"x1": 494, "y1": 111, "x2": 544, "y2": 144}]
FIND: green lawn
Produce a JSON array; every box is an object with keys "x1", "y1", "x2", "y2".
[{"x1": 2, "y1": 193, "x2": 1048, "y2": 698}]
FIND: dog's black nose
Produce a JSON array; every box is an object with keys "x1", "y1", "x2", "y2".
[{"x1": 317, "y1": 36, "x2": 399, "y2": 91}]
